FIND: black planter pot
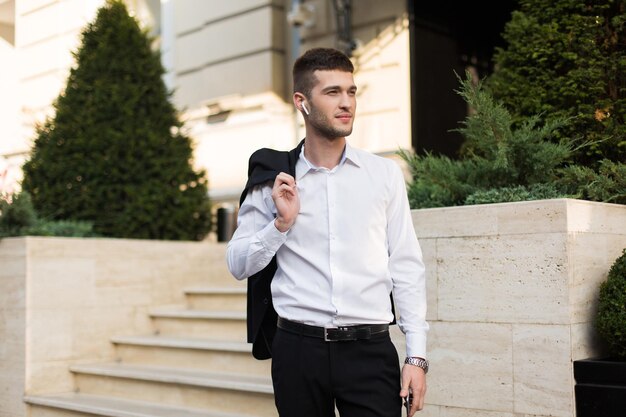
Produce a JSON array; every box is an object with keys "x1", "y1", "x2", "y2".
[{"x1": 574, "y1": 358, "x2": 626, "y2": 417}]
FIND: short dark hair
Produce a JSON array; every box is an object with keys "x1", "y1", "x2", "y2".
[{"x1": 293, "y1": 48, "x2": 354, "y2": 99}]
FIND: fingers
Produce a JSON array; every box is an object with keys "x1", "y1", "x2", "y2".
[
  {"x1": 272, "y1": 172, "x2": 300, "y2": 232},
  {"x1": 272, "y1": 173, "x2": 297, "y2": 198},
  {"x1": 400, "y1": 365, "x2": 427, "y2": 416},
  {"x1": 273, "y1": 172, "x2": 296, "y2": 189},
  {"x1": 399, "y1": 371, "x2": 410, "y2": 398},
  {"x1": 274, "y1": 183, "x2": 296, "y2": 198},
  {"x1": 410, "y1": 382, "x2": 426, "y2": 415}
]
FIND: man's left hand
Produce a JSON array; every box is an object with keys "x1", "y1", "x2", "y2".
[{"x1": 399, "y1": 363, "x2": 426, "y2": 416}]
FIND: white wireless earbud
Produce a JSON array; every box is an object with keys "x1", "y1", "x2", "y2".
[{"x1": 302, "y1": 102, "x2": 310, "y2": 115}]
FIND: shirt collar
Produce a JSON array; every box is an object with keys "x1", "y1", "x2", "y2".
[
  {"x1": 344, "y1": 142, "x2": 361, "y2": 167},
  {"x1": 296, "y1": 142, "x2": 361, "y2": 180}
]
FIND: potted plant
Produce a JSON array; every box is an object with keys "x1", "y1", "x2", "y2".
[{"x1": 574, "y1": 248, "x2": 626, "y2": 417}]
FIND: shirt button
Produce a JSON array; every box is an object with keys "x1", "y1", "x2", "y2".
[{"x1": 263, "y1": 298, "x2": 269, "y2": 305}]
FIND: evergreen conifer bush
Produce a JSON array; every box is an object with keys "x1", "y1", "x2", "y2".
[
  {"x1": 22, "y1": 0, "x2": 210, "y2": 240},
  {"x1": 560, "y1": 160, "x2": 626, "y2": 205},
  {"x1": 401, "y1": 73, "x2": 573, "y2": 208},
  {"x1": 596, "y1": 248, "x2": 626, "y2": 360},
  {"x1": 464, "y1": 184, "x2": 563, "y2": 206},
  {"x1": 0, "y1": 192, "x2": 96, "y2": 238},
  {"x1": 0, "y1": 193, "x2": 37, "y2": 237},
  {"x1": 487, "y1": 0, "x2": 626, "y2": 166}
]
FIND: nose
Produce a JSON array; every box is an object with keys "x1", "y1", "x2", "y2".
[{"x1": 339, "y1": 91, "x2": 354, "y2": 110}]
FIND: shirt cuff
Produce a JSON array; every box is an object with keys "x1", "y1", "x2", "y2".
[
  {"x1": 405, "y1": 332, "x2": 427, "y2": 359},
  {"x1": 257, "y1": 219, "x2": 288, "y2": 253}
]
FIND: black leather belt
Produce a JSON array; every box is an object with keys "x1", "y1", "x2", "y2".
[{"x1": 277, "y1": 317, "x2": 389, "y2": 342}]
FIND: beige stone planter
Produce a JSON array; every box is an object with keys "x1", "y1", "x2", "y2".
[
  {"x1": 1, "y1": 199, "x2": 625, "y2": 417},
  {"x1": 405, "y1": 198, "x2": 626, "y2": 417}
]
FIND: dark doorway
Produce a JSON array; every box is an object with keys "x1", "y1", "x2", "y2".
[{"x1": 408, "y1": 1, "x2": 518, "y2": 157}]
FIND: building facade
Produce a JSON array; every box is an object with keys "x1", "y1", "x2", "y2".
[{"x1": 0, "y1": 0, "x2": 414, "y2": 204}]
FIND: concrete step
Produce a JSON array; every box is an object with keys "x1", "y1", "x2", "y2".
[
  {"x1": 25, "y1": 393, "x2": 259, "y2": 417},
  {"x1": 111, "y1": 335, "x2": 270, "y2": 375},
  {"x1": 150, "y1": 309, "x2": 247, "y2": 340},
  {"x1": 71, "y1": 363, "x2": 276, "y2": 416},
  {"x1": 184, "y1": 286, "x2": 247, "y2": 311}
]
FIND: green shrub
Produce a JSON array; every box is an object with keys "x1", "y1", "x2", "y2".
[
  {"x1": 488, "y1": 0, "x2": 626, "y2": 167},
  {"x1": 559, "y1": 160, "x2": 626, "y2": 205},
  {"x1": 26, "y1": 220, "x2": 98, "y2": 238},
  {"x1": 0, "y1": 192, "x2": 98, "y2": 238},
  {"x1": 403, "y1": 0, "x2": 626, "y2": 209},
  {"x1": 21, "y1": 0, "x2": 210, "y2": 240},
  {"x1": 596, "y1": 248, "x2": 626, "y2": 360},
  {"x1": 400, "y1": 153, "x2": 479, "y2": 208},
  {"x1": 464, "y1": 183, "x2": 565, "y2": 205},
  {"x1": 0, "y1": 193, "x2": 38, "y2": 237},
  {"x1": 400, "y1": 72, "x2": 572, "y2": 209}
]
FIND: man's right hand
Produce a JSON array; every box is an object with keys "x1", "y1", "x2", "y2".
[{"x1": 272, "y1": 172, "x2": 299, "y2": 232}]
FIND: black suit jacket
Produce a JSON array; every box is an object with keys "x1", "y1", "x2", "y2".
[{"x1": 240, "y1": 140, "x2": 304, "y2": 359}]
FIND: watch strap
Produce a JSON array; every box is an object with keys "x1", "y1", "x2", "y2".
[{"x1": 404, "y1": 356, "x2": 429, "y2": 374}]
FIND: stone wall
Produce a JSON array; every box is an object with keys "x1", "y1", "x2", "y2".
[
  {"x1": 2, "y1": 199, "x2": 625, "y2": 417},
  {"x1": 0, "y1": 237, "x2": 223, "y2": 416},
  {"x1": 0, "y1": 238, "x2": 27, "y2": 417},
  {"x1": 403, "y1": 199, "x2": 626, "y2": 417}
]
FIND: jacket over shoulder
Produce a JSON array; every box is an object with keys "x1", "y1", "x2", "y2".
[{"x1": 240, "y1": 140, "x2": 303, "y2": 359}]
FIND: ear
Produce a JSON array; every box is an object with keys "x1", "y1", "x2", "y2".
[{"x1": 293, "y1": 92, "x2": 307, "y2": 113}]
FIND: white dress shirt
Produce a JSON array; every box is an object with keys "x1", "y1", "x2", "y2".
[{"x1": 226, "y1": 143, "x2": 428, "y2": 358}]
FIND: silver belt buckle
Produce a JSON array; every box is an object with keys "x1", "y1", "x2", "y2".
[{"x1": 324, "y1": 325, "x2": 338, "y2": 342}]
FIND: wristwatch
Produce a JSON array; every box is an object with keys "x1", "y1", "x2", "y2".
[{"x1": 405, "y1": 356, "x2": 429, "y2": 374}]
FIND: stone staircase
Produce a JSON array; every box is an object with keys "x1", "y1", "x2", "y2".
[{"x1": 24, "y1": 285, "x2": 277, "y2": 417}]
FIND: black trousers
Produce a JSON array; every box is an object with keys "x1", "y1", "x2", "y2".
[{"x1": 271, "y1": 327, "x2": 402, "y2": 417}]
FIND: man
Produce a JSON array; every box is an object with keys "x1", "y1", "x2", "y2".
[{"x1": 227, "y1": 48, "x2": 428, "y2": 417}]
